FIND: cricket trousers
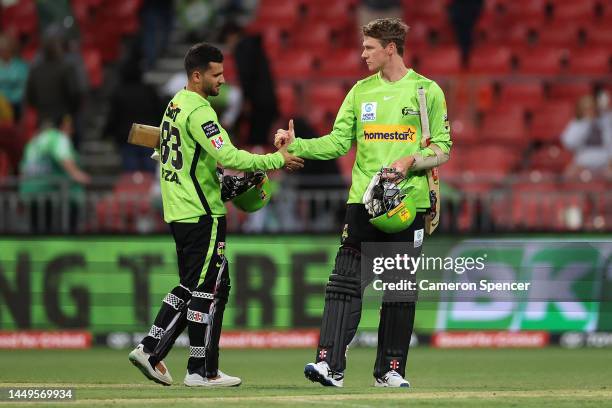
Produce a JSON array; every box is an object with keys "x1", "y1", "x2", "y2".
[
  {"x1": 142, "y1": 215, "x2": 229, "y2": 377},
  {"x1": 315, "y1": 204, "x2": 425, "y2": 378}
]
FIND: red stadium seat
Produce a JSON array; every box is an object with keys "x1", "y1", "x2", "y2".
[
  {"x1": 1, "y1": 0, "x2": 38, "y2": 38},
  {"x1": 271, "y1": 51, "x2": 316, "y2": 80},
  {"x1": 514, "y1": 47, "x2": 567, "y2": 75},
  {"x1": 308, "y1": 83, "x2": 346, "y2": 111},
  {"x1": 584, "y1": 24, "x2": 612, "y2": 46},
  {"x1": 549, "y1": 0, "x2": 597, "y2": 20},
  {"x1": 317, "y1": 49, "x2": 366, "y2": 79},
  {"x1": 499, "y1": 83, "x2": 544, "y2": 110},
  {"x1": 547, "y1": 82, "x2": 592, "y2": 102},
  {"x1": 528, "y1": 145, "x2": 573, "y2": 173},
  {"x1": 567, "y1": 47, "x2": 612, "y2": 75},
  {"x1": 529, "y1": 101, "x2": 573, "y2": 142},
  {"x1": 502, "y1": 0, "x2": 546, "y2": 20},
  {"x1": 462, "y1": 145, "x2": 521, "y2": 181},
  {"x1": 449, "y1": 116, "x2": 478, "y2": 145},
  {"x1": 403, "y1": 0, "x2": 449, "y2": 20},
  {"x1": 254, "y1": 0, "x2": 302, "y2": 25},
  {"x1": 276, "y1": 83, "x2": 297, "y2": 117},
  {"x1": 292, "y1": 23, "x2": 338, "y2": 51},
  {"x1": 303, "y1": 0, "x2": 356, "y2": 25},
  {"x1": 468, "y1": 46, "x2": 512, "y2": 74},
  {"x1": 537, "y1": 23, "x2": 581, "y2": 46},
  {"x1": 415, "y1": 46, "x2": 462, "y2": 76},
  {"x1": 480, "y1": 107, "x2": 527, "y2": 146},
  {"x1": 82, "y1": 48, "x2": 103, "y2": 89}
]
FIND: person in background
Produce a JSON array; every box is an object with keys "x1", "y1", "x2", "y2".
[
  {"x1": 19, "y1": 115, "x2": 90, "y2": 233},
  {"x1": 105, "y1": 62, "x2": 163, "y2": 172},
  {"x1": 447, "y1": 0, "x2": 484, "y2": 67},
  {"x1": 561, "y1": 93, "x2": 612, "y2": 178},
  {"x1": 220, "y1": 21, "x2": 278, "y2": 146},
  {"x1": 0, "y1": 33, "x2": 28, "y2": 121}
]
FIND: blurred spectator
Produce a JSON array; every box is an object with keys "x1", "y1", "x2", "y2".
[
  {"x1": 176, "y1": 0, "x2": 217, "y2": 42},
  {"x1": 19, "y1": 115, "x2": 90, "y2": 233},
  {"x1": 141, "y1": 0, "x2": 175, "y2": 70},
  {"x1": 447, "y1": 0, "x2": 484, "y2": 67},
  {"x1": 25, "y1": 33, "x2": 81, "y2": 138},
  {"x1": 105, "y1": 62, "x2": 163, "y2": 173},
  {"x1": 561, "y1": 94, "x2": 612, "y2": 178},
  {"x1": 220, "y1": 21, "x2": 278, "y2": 145},
  {"x1": 0, "y1": 34, "x2": 28, "y2": 121}
]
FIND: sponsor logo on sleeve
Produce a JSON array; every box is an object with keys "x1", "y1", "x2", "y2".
[
  {"x1": 363, "y1": 124, "x2": 417, "y2": 142},
  {"x1": 402, "y1": 106, "x2": 420, "y2": 116},
  {"x1": 202, "y1": 121, "x2": 221, "y2": 138},
  {"x1": 361, "y1": 102, "x2": 377, "y2": 122},
  {"x1": 211, "y1": 136, "x2": 224, "y2": 150}
]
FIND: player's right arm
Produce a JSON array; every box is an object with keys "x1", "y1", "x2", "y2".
[
  {"x1": 188, "y1": 106, "x2": 303, "y2": 171},
  {"x1": 279, "y1": 87, "x2": 356, "y2": 160}
]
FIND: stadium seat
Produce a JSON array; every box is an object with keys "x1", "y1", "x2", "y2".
[
  {"x1": 449, "y1": 116, "x2": 478, "y2": 145},
  {"x1": 528, "y1": 145, "x2": 573, "y2": 173},
  {"x1": 547, "y1": 82, "x2": 592, "y2": 102},
  {"x1": 254, "y1": 0, "x2": 302, "y2": 26},
  {"x1": 499, "y1": 83, "x2": 544, "y2": 110},
  {"x1": 307, "y1": 105, "x2": 337, "y2": 136},
  {"x1": 82, "y1": 48, "x2": 103, "y2": 89},
  {"x1": 502, "y1": 0, "x2": 546, "y2": 20},
  {"x1": 414, "y1": 46, "x2": 462, "y2": 76},
  {"x1": 317, "y1": 49, "x2": 366, "y2": 79},
  {"x1": 567, "y1": 47, "x2": 612, "y2": 75},
  {"x1": 584, "y1": 24, "x2": 612, "y2": 46},
  {"x1": 271, "y1": 51, "x2": 316, "y2": 80},
  {"x1": 462, "y1": 145, "x2": 521, "y2": 180},
  {"x1": 528, "y1": 101, "x2": 574, "y2": 142},
  {"x1": 514, "y1": 47, "x2": 567, "y2": 75},
  {"x1": 276, "y1": 83, "x2": 297, "y2": 117},
  {"x1": 403, "y1": 0, "x2": 449, "y2": 20},
  {"x1": 291, "y1": 23, "x2": 338, "y2": 51},
  {"x1": 308, "y1": 83, "x2": 346, "y2": 112},
  {"x1": 479, "y1": 107, "x2": 527, "y2": 146},
  {"x1": 303, "y1": 0, "x2": 356, "y2": 25},
  {"x1": 549, "y1": 0, "x2": 597, "y2": 20},
  {"x1": 468, "y1": 46, "x2": 512, "y2": 74},
  {"x1": 537, "y1": 23, "x2": 581, "y2": 46},
  {"x1": 1, "y1": 0, "x2": 38, "y2": 38}
]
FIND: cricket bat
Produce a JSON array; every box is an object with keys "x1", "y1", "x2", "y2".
[
  {"x1": 127, "y1": 123, "x2": 160, "y2": 148},
  {"x1": 417, "y1": 86, "x2": 441, "y2": 235}
]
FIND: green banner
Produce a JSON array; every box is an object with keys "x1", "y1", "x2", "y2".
[{"x1": 0, "y1": 236, "x2": 610, "y2": 333}]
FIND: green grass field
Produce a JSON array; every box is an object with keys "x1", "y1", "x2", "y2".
[{"x1": 0, "y1": 347, "x2": 611, "y2": 407}]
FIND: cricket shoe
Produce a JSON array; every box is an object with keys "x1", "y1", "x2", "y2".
[
  {"x1": 128, "y1": 344, "x2": 173, "y2": 386},
  {"x1": 184, "y1": 370, "x2": 242, "y2": 387},
  {"x1": 374, "y1": 370, "x2": 410, "y2": 388},
  {"x1": 304, "y1": 361, "x2": 344, "y2": 387}
]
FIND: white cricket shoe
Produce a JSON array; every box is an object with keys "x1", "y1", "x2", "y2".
[
  {"x1": 128, "y1": 344, "x2": 173, "y2": 386},
  {"x1": 184, "y1": 370, "x2": 242, "y2": 387},
  {"x1": 304, "y1": 361, "x2": 344, "y2": 387},
  {"x1": 374, "y1": 370, "x2": 410, "y2": 388}
]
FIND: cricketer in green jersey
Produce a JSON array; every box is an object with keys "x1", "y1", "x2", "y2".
[
  {"x1": 129, "y1": 43, "x2": 303, "y2": 388},
  {"x1": 276, "y1": 18, "x2": 452, "y2": 388}
]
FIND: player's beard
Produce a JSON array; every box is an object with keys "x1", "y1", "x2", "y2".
[{"x1": 204, "y1": 81, "x2": 220, "y2": 97}]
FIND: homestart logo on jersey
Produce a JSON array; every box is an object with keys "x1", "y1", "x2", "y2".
[{"x1": 363, "y1": 124, "x2": 417, "y2": 142}]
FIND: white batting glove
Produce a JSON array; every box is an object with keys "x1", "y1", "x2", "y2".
[
  {"x1": 150, "y1": 150, "x2": 160, "y2": 162},
  {"x1": 362, "y1": 172, "x2": 381, "y2": 216}
]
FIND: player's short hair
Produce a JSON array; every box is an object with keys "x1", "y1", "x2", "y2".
[
  {"x1": 184, "y1": 42, "x2": 224, "y2": 75},
  {"x1": 362, "y1": 18, "x2": 409, "y2": 56}
]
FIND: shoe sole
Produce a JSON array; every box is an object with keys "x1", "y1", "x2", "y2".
[
  {"x1": 304, "y1": 365, "x2": 339, "y2": 387},
  {"x1": 184, "y1": 380, "x2": 242, "y2": 387},
  {"x1": 128, "y1": 352, "x2": 171, "y2": 386},
  {"x1": 374, "y1": 380, "x2": 410, "y2": 388}
]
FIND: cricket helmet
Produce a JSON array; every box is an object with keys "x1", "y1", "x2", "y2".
[
  {"x1": 221, "y1": 171, "x2": 272, "y2": 212},
  {"x1": 366, "y1": 176, "x2": 417, "y2": 234}
]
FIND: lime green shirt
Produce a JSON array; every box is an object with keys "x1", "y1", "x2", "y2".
[
  {"x1": 289, "y1": 69, "x2": 452, "y2": 210},
  {"x1": 159, "y1": 89, "x2": 284, "y2": 222},
  {"x1": 19, "y1": 128, "x2": 82, "y2": 198}
]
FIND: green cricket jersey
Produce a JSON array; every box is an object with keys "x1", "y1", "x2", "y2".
[
  {"x1": 159, "y1": 89, "x2": 284, "y2": 222},
  {"x1": 19, "y1": 128, "x2": 83, "y2": 198},
  {"x1": 288, "y1": 69, "x2": 452, "y2": 210}
]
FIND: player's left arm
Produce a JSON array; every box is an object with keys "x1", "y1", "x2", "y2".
[
  {"x1": 389, "y1": 82, "x2": 452, "y2": 176},
  {"x1": 413, "y1": 81, "x2": 452, "y2": 170}
]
